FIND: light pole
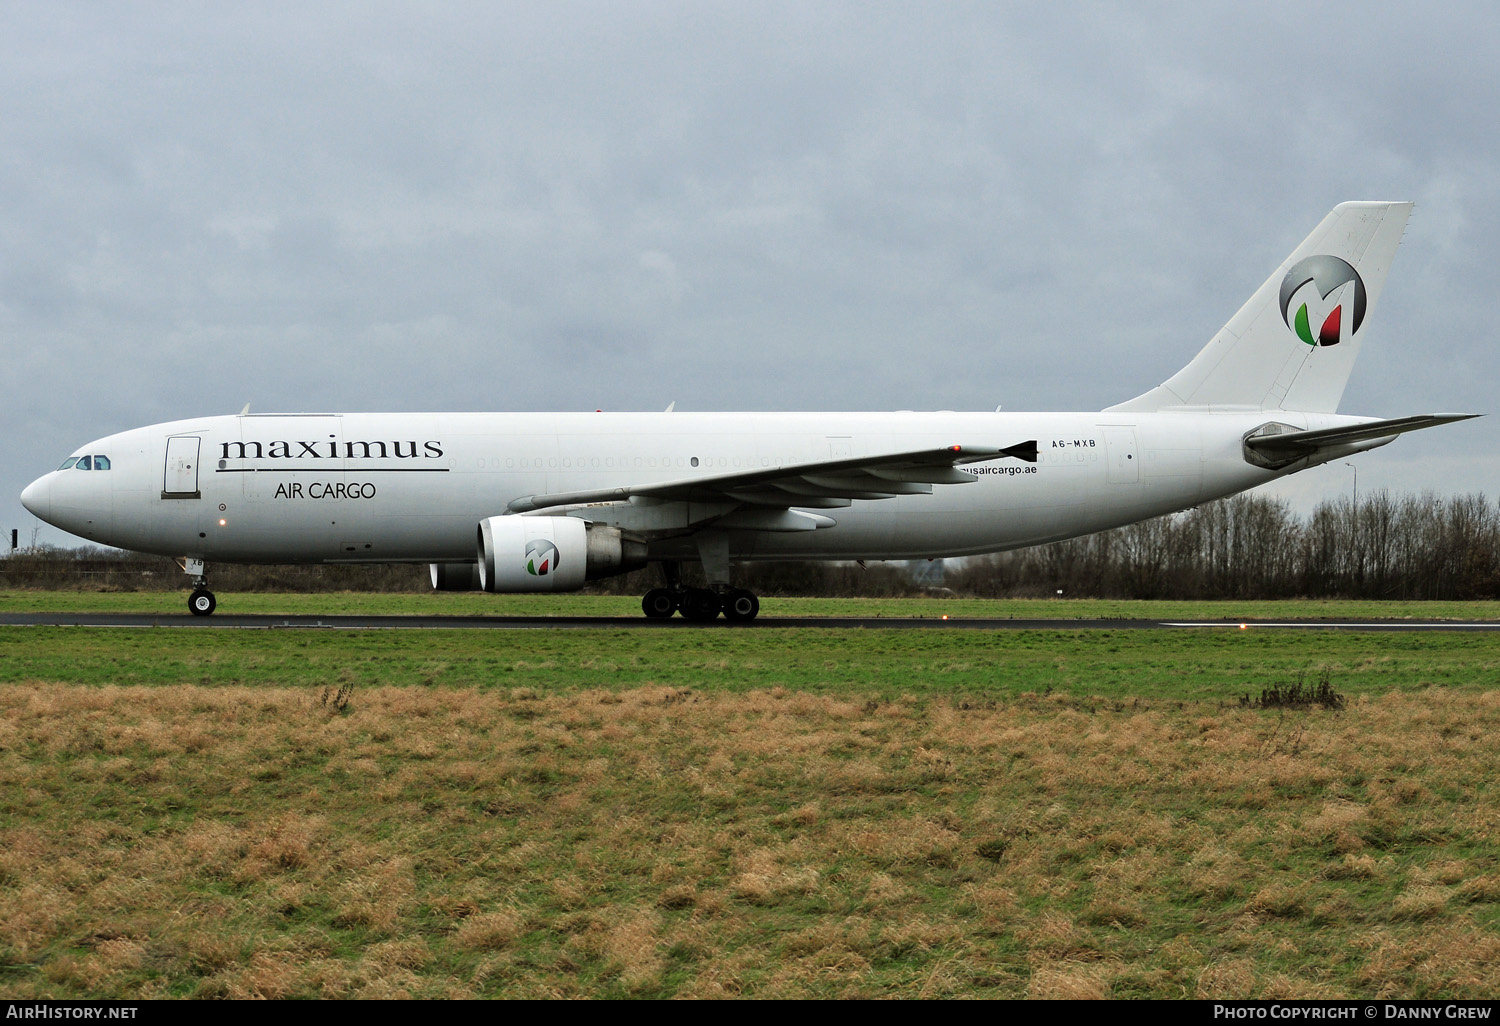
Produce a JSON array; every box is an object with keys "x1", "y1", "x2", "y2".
[{"x1": 1344, "y1": 462, "x2": 1357, "y2": 509}]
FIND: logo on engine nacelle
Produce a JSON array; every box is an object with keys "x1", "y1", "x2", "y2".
[{"x1": 525, "y1": 539, "x2": 560, "y2": 577}]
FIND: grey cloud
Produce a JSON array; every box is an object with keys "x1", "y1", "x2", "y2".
[{"x1": 4, "y1": 1, "x2": 1498, "y2": 544}]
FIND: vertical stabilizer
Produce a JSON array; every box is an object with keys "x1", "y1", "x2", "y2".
[{"x1": 1106, "y1": 201, "x2": 1412, "y2": 414}]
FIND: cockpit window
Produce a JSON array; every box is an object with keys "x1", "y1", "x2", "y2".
[{"x1": 60, "y1": 454, "x2": 110, "y2": 470}]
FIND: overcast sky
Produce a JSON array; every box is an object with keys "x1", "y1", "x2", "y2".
[{"x1": 5, "y1": 1, "x2": 1498, "y2": 550}]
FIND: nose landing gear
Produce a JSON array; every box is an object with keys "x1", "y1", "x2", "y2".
[{"x1": 178, "y1": 556, "x2": 216, "y2": 616}]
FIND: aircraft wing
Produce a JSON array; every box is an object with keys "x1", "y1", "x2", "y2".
[
  {"x1": 1245, "y1": 414, "x2": 1479, "y2": 462},
  {"x1": 505, "y1": 441, "x2": 1037, "y2": 514}
]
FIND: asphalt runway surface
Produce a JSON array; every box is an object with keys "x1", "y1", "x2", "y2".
[{"x1": 4, "y1": 612, "x2": 1500, "y2": 631}]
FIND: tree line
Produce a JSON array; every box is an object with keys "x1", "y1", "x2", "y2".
[
  {"x1": 947, "y1": 491, "x2": 1500, "y2": 601},
  {"x1": 6, "y1": 490, "x2": 1500, "y2": 600}
]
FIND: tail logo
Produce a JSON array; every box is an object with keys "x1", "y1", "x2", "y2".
[
  {"x1": 525, "y1": 539, "x2": 560, "y2": 577},
  {"x1": 1279, "y1": 255, "x2": 1368, "y2": 347}
]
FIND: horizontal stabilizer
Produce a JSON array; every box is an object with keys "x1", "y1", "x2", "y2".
[{"x1": 1245, "y1": 414, "x2": 1479, "y2": 465}]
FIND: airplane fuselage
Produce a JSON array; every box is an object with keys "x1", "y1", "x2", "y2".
[{"x1": 24, "y1": 409, "x2": 1375, "y2": 566}]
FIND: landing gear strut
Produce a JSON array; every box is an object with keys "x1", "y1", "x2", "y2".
[{"x1": 179, "y1": 557, "x2": 216, "y2": 617}]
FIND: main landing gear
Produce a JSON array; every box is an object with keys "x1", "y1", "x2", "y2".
[
  {"x1": 641, "y1": 586, "x2": 760, "y2": 622},
  {"x1": 641, "y1": 557, "x2": 760, "y2": 622},
  {"x1": 179, "y1": 557, "x2": 217, "y2": 616}
]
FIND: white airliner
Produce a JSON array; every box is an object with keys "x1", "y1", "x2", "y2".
[{"x1": 20, "y1": 202, "x2": 1476, "y2": 620}]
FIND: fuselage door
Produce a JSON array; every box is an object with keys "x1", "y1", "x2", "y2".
[
  {"x1": 1103, "y1": 428, "x2": 1139, "y2": 484},
  {"x1": 163, "y1": 436, "x2": 202, "y2": 499}
]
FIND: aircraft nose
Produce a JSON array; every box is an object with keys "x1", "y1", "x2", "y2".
[{"x1": 20, "y1": 475, "x2": 51, "y2": 522}]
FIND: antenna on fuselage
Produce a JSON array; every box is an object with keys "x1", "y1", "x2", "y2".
[
  {"x1": 664, "y1": 401, "x2": 676, "y2": 413},
  {"x1": 239, "y1": 403, "x2": 251, "y2": 415}
]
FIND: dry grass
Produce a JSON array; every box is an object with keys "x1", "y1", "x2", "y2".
[{"x1": 1, "y1": 682, "x2": 1498, "y2": 998}]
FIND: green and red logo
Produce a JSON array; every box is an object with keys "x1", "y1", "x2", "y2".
[
  {"x1": 1279, "y1": 255, "x2": 1367, "y2": 347},
  {"x1": 525, "y1": 539, "x2": 559, "y2": 577}
]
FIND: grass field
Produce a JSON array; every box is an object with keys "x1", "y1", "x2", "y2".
[
  {"x1": 3, "y1": 622, "x2": 1500, "y2": 698},
  {"x1": 2, "y1": 601, "x2": 1499, "y2": 998}
]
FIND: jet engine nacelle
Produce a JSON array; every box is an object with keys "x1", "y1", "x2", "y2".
[
  {"x1": 477, "y1": 516, "x2": 646, "y2": 593},
  {"x1": 429, "y1": 562, "x2": 481, "y2": 591}
]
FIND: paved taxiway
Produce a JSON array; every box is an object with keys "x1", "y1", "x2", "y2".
[{"x1": 3, "y1": 613, "x2": 1500, "y2": 631}]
